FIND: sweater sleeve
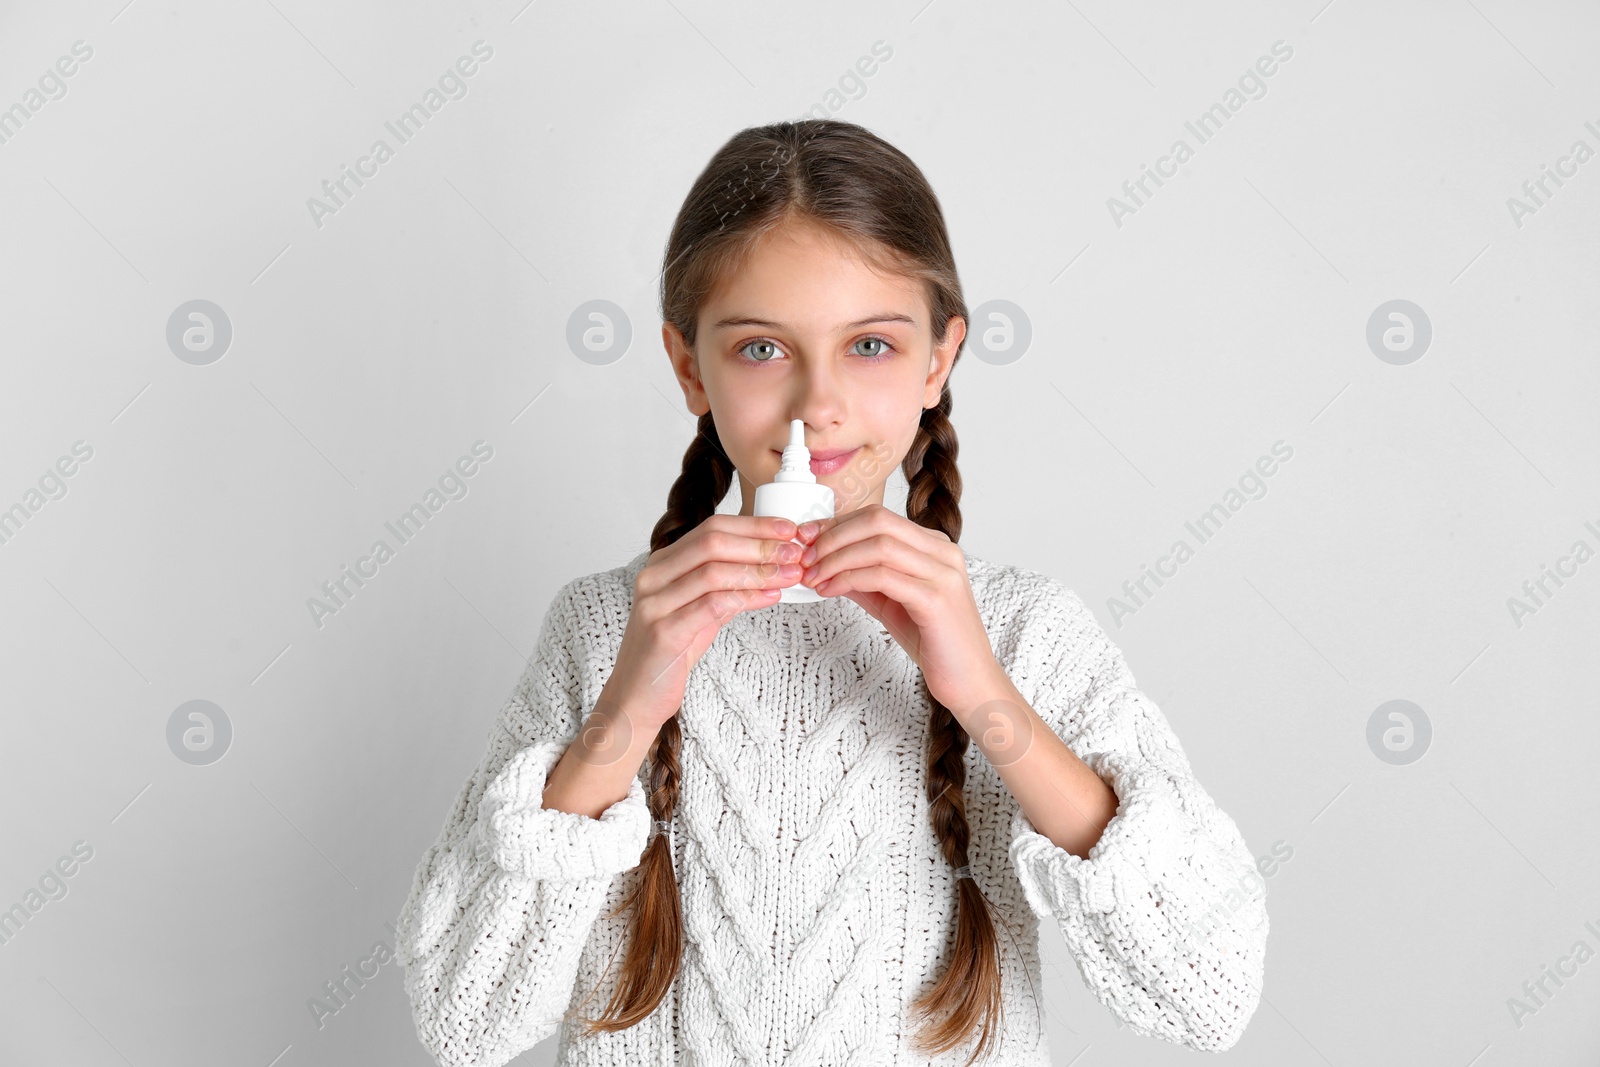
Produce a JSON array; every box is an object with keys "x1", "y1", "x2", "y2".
[
  {"x1": 1002, "y1": 578, "x2": 1268, "y2": 1052},
  {"x1": 395, "y1": 577, "x2": 652, "y2": 1067}
]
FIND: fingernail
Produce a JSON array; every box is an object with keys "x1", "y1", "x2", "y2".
[{"x1": 800, "y1": 546, "x2": 816, "y2": 565}]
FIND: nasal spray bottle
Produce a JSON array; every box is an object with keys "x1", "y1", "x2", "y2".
[{"x1": 753, "y1": 419, "x2": 835, "y2": 603}]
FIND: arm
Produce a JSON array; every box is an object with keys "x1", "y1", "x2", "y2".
[
  {"x1": 395, "y1": 578, "x2": 651, "y2": 1067},
  {"x1": 1002, "y1": 580, "x2": 1268, "y2": 1052}
]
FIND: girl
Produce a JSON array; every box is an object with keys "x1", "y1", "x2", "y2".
[{"x1": 396, "y1": 118, "x2": 1268, "y2": 1066}]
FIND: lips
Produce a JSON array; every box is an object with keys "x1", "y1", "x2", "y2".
[
  {"x1": 806, "y1": 446, "x2": 860, "y2": 476},
  {"x1": 772, "y1": 445, "x2": 861, "y2": 475}
]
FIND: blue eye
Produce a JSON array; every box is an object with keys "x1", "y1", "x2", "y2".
[
  {"x1": 738, "y1": 339, "x2": 782, "y2": 363},
  {"x1": 735, "y1": 336, "x2": 897, "y2": 364},
  {"x1": 854, "y1": 336, "x2": 896, "y2": 360}
]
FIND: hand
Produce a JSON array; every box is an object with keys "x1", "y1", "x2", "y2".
[
  {"x1": 795, "y1": 504, "x2": 1005, "y2": 714},
  {"x1": 603, "y1": 514, "x2": 803, "y2": 735}
]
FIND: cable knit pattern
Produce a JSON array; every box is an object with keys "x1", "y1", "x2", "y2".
[{"x1": 396, "y1": 548, "x2": 1268, "y2": 1066}]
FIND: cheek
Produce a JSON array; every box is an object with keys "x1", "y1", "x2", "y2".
[
  {"x1": 858, "y1": 391, "x2": 920, "y2": 447},
  {"x1": 705, "y1": 390, "x2": 779, "y2": 464}
]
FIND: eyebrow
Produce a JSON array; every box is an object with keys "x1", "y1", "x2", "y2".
[{"x1": 708, "y1": 313, "x2": 917, "y2": 332}]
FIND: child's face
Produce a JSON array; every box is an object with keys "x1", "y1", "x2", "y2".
[{"x1": 663, "y1": 218, "x2": 965, "y2": 516}]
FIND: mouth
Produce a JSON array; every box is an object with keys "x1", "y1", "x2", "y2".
[{"x1": 774, "y1": 445, "x2": 861, "y2": 476}]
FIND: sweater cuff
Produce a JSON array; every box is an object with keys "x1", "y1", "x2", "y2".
[
  {"x1": 1008, "y1": 752, "x2": 1190, "y2": 921},
  {"x1": 475, "y1": 738, "x2": 651, "y2": 882}
]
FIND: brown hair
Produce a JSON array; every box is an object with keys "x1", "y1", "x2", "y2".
[{"x1": 570, "y1": 118, "x2": 1008, "y2": 1064}]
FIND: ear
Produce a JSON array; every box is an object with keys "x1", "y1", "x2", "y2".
[
  {"x1": 923, "y1": 314, "x2": 966, "y2": 408},
  {"x1": 663, "y1": 322, "x2": 710, "y2": 417}
]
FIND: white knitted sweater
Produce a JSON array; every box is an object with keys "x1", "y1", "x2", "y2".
[{"x1": 396, "y1": 548, "x2": 1268, "y2": 1066}]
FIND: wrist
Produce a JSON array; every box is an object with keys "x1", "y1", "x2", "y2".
[
  {"x1": 541, "y1": 701, "x2": 656, "y2": 819},
  {"x1": 936, "y1": 661, "x2": 1018, "y2": 725},
  {"x1": 955, "y1": 676, "x2": 1044, "y2": 770},
  {"x1": 578, "y1": 694, "x2": 662, "y2": 768}
]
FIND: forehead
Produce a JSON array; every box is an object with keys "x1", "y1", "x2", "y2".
[{"x1": 702, "y1": 220, "x2": 926, "y2": 332}]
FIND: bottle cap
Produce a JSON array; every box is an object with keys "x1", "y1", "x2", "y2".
[{"x1": 774, "y1": 419, "x2": 815, "y2": 483}]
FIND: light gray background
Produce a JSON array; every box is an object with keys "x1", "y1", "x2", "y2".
[{"x1": 2, "y1": 0, "x2": 1596, "y2": 1064}]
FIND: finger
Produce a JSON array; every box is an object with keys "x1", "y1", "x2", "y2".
[
  {"x1": 685, "y1": 578, "x2": 789, "y2": 628},
  {"x1": 818, "y1": 567, "x2": 946, "y2": 674},
  {"x1": 816, "y1": 560, "x2": 931, "y2": 600},
  {"x1": 644, "y1": 579, "x2": 789, "y2": 689},
  {"x1": 644, "y1": 561, "x2": 798, "y2": 666},
  {"x1": 804, "y1": 505, "x2": 947, "y2": 565},
  {"x1": 837, "y1": 587, "x2": 891, "y2": 620},
  {"x1": 795, "y1": 515, "x2": 839, "y2": 545},
  {"x1": 795, "y1": 502, "x2": 881, "y2": 544},
  {"x1": 641, "y1": 514, "x2": 800, "y2": 593},
  {"x1": 654, "y1": 557, "x2": 803, "y2": 621},
  {"x1": 804, "y1": 533, "x2": 941, "y2": 589}
]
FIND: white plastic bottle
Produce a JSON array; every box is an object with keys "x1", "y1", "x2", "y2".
[{"x1": 753, "y1": 419, "x2": 835, "y2": 603}]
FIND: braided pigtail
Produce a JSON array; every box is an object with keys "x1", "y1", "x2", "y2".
[
  {"x1": 568, "y1": 412, "x2": 731, "y2": 1033},
  {"x1": 902, "y1": 393, "x2": 1009, "y2": 1065}
]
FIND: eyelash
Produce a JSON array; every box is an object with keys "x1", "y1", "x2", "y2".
[{"x1": 736, "y1": 335, "x2": 898, "y2": 365}]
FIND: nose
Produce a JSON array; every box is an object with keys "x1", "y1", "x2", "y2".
[{"x1": 791, "y1": 357, "x2": 845, "y2": 433}]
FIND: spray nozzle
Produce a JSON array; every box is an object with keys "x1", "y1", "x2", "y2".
[{"x1": 775, "y1": 419, "x2": 814, "y2": 483}]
